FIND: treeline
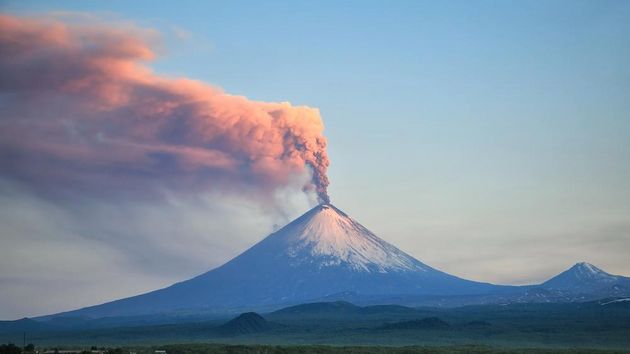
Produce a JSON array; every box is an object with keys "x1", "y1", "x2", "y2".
[
  {"x1": 149, "y1": 343, "x2": 626, "y2": 354},
  {"x1": 0, "y1": 345, "x2": 123, "y2": 354}
]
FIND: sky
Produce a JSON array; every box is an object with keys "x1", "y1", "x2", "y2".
[{"x1": 1, "y1": 0, "x2": 629, "y2": 319}]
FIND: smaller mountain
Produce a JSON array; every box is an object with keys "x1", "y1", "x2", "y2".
[
  {"x1": 542, "y1": 262, "x2": 630, "y2": 299},
  {"x1": 215, "y1": 312, "x2": 272, "y2": 335},
  {"x1": 377, "y1": 317, "x2": 450, "y2": 330},
  {"x1": 545, "y1": 262, "x2": 619, "y2": 288}
]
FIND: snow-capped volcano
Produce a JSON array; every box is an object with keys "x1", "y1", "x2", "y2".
[
  {"x1": 281, "y1": 204, "x2": 425, "y2": 273},
  {"x1": 52, "y1": 203, "x2": 507, "y2": 318}
]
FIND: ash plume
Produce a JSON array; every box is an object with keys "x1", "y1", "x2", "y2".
[{"x1": 0, "y1": 14, "x2": 330, "y2": 203}]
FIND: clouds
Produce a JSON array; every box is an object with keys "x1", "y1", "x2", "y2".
[
  {"x1": 0, "y1": 14, "x2": 327, "y2": 319},
  {"x1": 0, "y1": 14, "x2": 330, "y2": 203}
]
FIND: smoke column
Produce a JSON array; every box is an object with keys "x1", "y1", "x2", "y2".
[{"x1": 0, "y1": 14, "x2": 330, "y2": 203}]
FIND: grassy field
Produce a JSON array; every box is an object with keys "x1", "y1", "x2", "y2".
[
  {"x1": 28, "y1": 343, "x2": 630, "y2": 354},
  {"x1": 145, "y1": 343, "x2": 630, "y2": 353}
]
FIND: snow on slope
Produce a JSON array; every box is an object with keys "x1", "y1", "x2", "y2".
[
  {"x1": 281, "y1": 204, "x2": 425, "y2": 273},
  {"x1": 601, "y1": 298, "x2": 630, "y2": 305},
  {"x1": 570, "y1": 262, "x2": 617, "y2": 282}
]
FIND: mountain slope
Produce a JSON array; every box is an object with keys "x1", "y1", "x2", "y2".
[
  {"x1": 48, "y1": 204, "x2": 513, "y2": 318},
  {"x1": 0, "y1": 318, "x2": 51, "y2": 333},
  {"x1": 540, "y1": 262, "x2": 630, "y2": 299}
]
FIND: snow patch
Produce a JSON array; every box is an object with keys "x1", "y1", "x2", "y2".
[{"x1": 601, "y1": 298, "x2": 630, "y2": 305}]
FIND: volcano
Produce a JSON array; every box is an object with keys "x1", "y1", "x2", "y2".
[
  {"x1": 53, "y1": 204, "x2": 513, "y2": 318},
  {"x1": 540, "y1": 262, "x2": 630, "y2": 299}
]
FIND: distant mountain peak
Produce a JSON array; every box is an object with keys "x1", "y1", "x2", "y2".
[
  {"x1": 543, "y1": 262, "x2": 622, "y2": 291},
  {"x1": 277, "y1": 203, "x2": 426, "y2": 273}
]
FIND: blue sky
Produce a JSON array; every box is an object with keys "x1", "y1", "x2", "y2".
[{"x1": 1, "y1": 0, "x2": 629, "y2": 318}]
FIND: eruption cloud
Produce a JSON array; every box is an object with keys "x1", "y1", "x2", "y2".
[{"x1": 0, "y1": 14, "x2": 330, "y2": 204}]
